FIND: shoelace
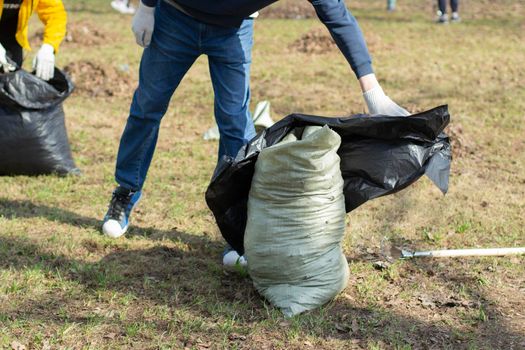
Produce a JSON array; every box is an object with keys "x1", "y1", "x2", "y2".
[{"x1": 107, "y1": 192, "x2": 132, "y2": 220}]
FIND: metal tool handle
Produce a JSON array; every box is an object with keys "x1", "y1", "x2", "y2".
[{"x1": 411, "y1": 247, "x2": 525, "y2": 258}]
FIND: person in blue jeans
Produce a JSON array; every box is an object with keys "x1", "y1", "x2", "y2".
[
  {"x1": 386, "y1": 0, "x2": 396, "y2": 12},
  {"x1": 102, "y1": 0, "x2": 410, "y2": 266},
  {"x1": 437, "y1": 0, "x2": 460, "y2": 23}
]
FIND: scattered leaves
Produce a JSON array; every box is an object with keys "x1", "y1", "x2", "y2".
[{"x1": 11, "y1": 341, "x2": 26, "y2": 350}]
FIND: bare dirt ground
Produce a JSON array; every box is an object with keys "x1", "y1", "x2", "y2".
[
  {"x1": 260, "y1": 1, "x2": 316, "y2": 19},
  {"x1": 30, "y1": 20, "x2": 117, "y2": 48},
  {"x1": 445, "y1": 123, "x2": 475, "y2": 159},
  {"x1": 289, "y1": 27, "x2": 337, "y2": 54},
  {"x1": 63, "y1": 60, "x2": 137, "y2": 98}
]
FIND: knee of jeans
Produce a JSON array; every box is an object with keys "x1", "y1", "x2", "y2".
[
  {"x1": 215, "y1": 109, "x2": 252, "y2": 132},
  {"x1": 131, "y1": 92, "x2": 170, "y2": 122},
  {"x1": 217, "y1": 117, "x2": 255, "y2": 141}
]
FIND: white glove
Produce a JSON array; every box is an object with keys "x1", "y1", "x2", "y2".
[
  {"x1": 33, "y1": 43, "x2": 55, "y2": 80},
  {"x1": 132, "y1": 1, "x2": 155, "y2": 47},
  {"x1": 363, "y1": 85, "x2": 410, "y2": 116},
  {"x1": 0, "y1": 43, "x2": 16, "y2": 73}
]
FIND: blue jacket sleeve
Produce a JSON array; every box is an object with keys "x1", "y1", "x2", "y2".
[
  {"x1": 309, "y1": 0, "x2": 373, "y2": 78},
  {"x1": 142, "y1": 0, "x2": 158, "y2": 7}
]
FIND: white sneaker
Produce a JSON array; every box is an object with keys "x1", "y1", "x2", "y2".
[
  {"x1": 222, "y1": 249, "x2": 247, "y2": 268},
  {"x1": 102, "y1": 187, "x2": 142, "y2": 238},
  {"x1": 110, "y1": 0, "x2": 136, "y2": 14},
  {"x1": 437, "y1": 13, "x2": 449, "y2": 24},
  {"x1": 451, "y1": 12, "x2": 461, "y2": 22}
]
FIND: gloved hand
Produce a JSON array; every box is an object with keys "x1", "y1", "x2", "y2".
[
  {"x1": 132, "y1": 1, "x2": 155, "y2": 47},
  {"x1": 363, "y1": 85, "x2": 410, "y2": 116},
  {"x1": 33, "y1": 43, "x2": 55, "y2": 80},
  {"x1": 0, "y1": 43, "x2": 16, "y2": 73}
]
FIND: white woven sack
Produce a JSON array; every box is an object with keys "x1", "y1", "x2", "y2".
[{"x1": 245, "y1": 125, "x2": 349, "y2": 317}]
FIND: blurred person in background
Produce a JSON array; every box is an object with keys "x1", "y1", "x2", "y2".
[
  {"x1": 387, "y1": 0, "x2": 396, "y2": 12},
  {"x1": 111, "y1": 0, "x2": 135, "y2": 15},
  {"x1": 0, "y1": 0, "x2": 66, "y2": 80},
  {"x1": 437, "y1": 0, "x2": 460, "y2": 23}
]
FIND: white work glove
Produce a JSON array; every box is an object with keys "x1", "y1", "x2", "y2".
[
  {"x1": 132, "y1": 1, "x2": 155, "y2": 47},
  {"x1": 363, "y1": 85, "x2": 410, "y2": 116},
  {"x1": 0, "y1": 43, "x2": 16, "y2": 73},
  {"x1": 33, "y1": 43, "x2": 55, "y2": 80}
]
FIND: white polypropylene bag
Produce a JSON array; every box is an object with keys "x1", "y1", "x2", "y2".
[{"x1": 244, "y1": 125, "x2": 349, "y2": 317}]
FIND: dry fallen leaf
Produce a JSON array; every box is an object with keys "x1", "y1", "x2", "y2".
[
  {"x1": 351, "y1": 319, "x2": 359, "y2": 333},
  {"x1": 42, "y1": 340, "x2": 51, "y2": 350},
  {"x1": 373, "y1": 261, "x2": 391, "y2": 270},
  {"x1": 418, "y1": 296, "x2": 437, "y2": 309},
  {"x1": 279, "y1": 321, "x2": 291, "y2": 327},
  {"x1": 228, "y1": 333, "x2": 247, "y2": 341},
  {"x1": 11, "y1": 341, "x2": 26, "y2": 350},
  {"x1": 335, "y1": 323, "x2": 350, "y2": 333}
]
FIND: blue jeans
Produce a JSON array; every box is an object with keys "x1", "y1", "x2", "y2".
[
  {"x1": 115, "y1": 1, "x2": 256, "y2": 191},
  {"x1": 438, "y1": 0, "x2": 458, "y2": 13}
]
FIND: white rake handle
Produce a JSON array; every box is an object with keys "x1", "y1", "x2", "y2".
[{"x1": 409, "y1": 247, "x2": 525, "y2": 258}]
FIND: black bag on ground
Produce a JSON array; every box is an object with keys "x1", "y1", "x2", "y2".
[
  {"x1": 0, "y1": 67, "x2": 79, "y2": 176},
  {"x1": 206, "y1": 105, "x2": 451, "y2": 255}
]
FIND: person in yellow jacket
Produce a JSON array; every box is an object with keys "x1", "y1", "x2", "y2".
[{"x1": 0, "y1": 0, "x2": 66, "y2": 80}]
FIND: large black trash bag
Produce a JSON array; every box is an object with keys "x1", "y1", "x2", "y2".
[
  {"x1": 0, "y1": 67, "x2": 79, "y2": 176},
  {"x1": 206, "y1": 105, "x2": 451, "y2": 255}
]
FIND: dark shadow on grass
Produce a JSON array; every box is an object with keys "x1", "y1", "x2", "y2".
[
  {"x1": 1, "y1": 232, "x2": 524, "y2": 348},
  {"x1": 1, "y1": 196, "x2": 523, "y2": 348},
  {"x1": 0, "y1": 235, "x2": 252, "y2": 324},
  {"x1": 0, "y1": 198, "x2": 213, "y2": 247},
  {"x1": 402, "y1": 257, "x2": 525, "y2": 348},
  {"x1": 0, "y1": 198, "x2": 101, "y2": 230},
  {"x1": 324, "y1": 295, "x2": 524, "y2": 349}
]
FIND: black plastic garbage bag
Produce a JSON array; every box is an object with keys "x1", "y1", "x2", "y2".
[
  {"x1": 0, "y1": 68, "x2": 79, "y2": 176},
  {"x1": 206, "y1": 105, "x2": 451, "y2": 255}
]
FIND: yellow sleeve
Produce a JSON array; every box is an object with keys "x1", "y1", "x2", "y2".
[{"x1": 36, "y1": 0, "x2": 67, "y2": 53}]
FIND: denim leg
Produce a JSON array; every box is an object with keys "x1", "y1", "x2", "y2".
[
  {"x1": 205, "y1": 20, "x2": 256, "y2": 160},
  {"x1": 115, "y1": 5, "x2": 199, "y2": 191},
  {"x1": 438, "y1": 0, "x2": 447, "y2": 13},
  {"x1": 450, "y1": 0, "x2": 459, "y2": 12}
]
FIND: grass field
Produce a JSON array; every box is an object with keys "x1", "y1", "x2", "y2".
[{"x1": 1, "y1": 0, "x2": 524, "y2": 349}]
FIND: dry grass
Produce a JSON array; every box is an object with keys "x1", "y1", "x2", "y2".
[{"x1": 1, "y1": 0, "x2": 524, "y2": 349}]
